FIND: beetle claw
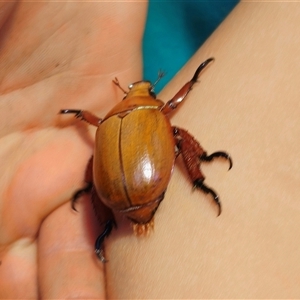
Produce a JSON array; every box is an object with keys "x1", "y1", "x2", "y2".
[
  {"x1": 71, "y1": 182, "x2": 93, "y2": 211},
  {"x1": 71, "y1": 199, "x2": 78, "y2": 212},
  {"x1": 191, "y1": 57, "x2": 214, "y2": 83},
  {"x1": 59, "y1": 109, "x2": 82, "y2": 117},
  {"x1": 193, "y1": 179, "x2": 222, "y2": 216},
  {"x1": 201, "y1": 151, "x2": 233, "y2": 170},
  {"x1": 95, "y1": 249, "x2": 109, "y2": 263},
  {"x1": 94, "y1": 220, "x2": 115, "y2": 262}
]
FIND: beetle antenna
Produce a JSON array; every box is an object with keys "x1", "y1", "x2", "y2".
[
  {"x1": 113, "y1": 77, "x2": 128, "y2": 95},
  {"x1": 152, "y1": 70, "x2": 165, "y2": 88}
]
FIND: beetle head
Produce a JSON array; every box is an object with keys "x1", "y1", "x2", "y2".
[
  {"x1": 113, "y1": 71, "x2": 165, "y2": 100},
  {"x1": 125, "y1": 70, "x2": 165, "y2": 100},
  {"x1": 127, "y1": 81, "x2": 157, "y2": 99}
]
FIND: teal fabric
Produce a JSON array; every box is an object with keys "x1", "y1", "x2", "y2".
[{"x1": 143, "y1": 1, "x2": 238, "y2": 92}]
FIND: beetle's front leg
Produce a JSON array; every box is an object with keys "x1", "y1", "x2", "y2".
[
  {"x1": 173, "y1": 127, "x2": 232, "y2": 216},
  {"x1": 161, "y1": 58, "x2": 214, "y2": 115},
  {"x1": 59, "y1": 109, "x2": 102, "y2": 127}
]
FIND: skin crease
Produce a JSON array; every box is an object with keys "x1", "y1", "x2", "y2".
[{"x1": 1, "y1": 2, "x2": 300, "y2": 300}]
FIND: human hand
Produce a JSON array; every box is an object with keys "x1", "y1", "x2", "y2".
[{"x1": 0, "y1": 2, "x2": 147, "y2": 298}]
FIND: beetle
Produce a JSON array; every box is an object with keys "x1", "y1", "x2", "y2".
[{"x1": 60, "y1": 58, "x2": 232, "y2": 262}]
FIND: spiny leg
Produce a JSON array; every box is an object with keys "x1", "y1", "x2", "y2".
[
  {"x1": 94, "y1": 220, "x2": 115, "y2": 263},
  {"x1": 174, "y1": 127, "x2": 232, "y2": 216},
  {"x1": 71, "y1": 156, "x2": 94, "y2": 211},
  {"x1": 85, "y1": 157, "x2": 116, "y2": 261},
  {"x1": 91, "y1": 187, "x2": 116, "y2": 262},
  {"x1": 59, "y1": 109, "x2": 102, "y2": 127},
  {"x1": 70, "y1": 156, "x2": 116, "y2": 261},
  {"x1": 161, "y1": 58, "x2": 214, "y2": 115}
]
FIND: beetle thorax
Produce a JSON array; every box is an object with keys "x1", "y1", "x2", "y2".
[{"x1": 127, "y1": 81, "x2": 154, "y2": 98}]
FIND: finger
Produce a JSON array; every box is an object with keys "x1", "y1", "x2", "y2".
[
  {"x1": 0, "y1": 239, "x2": 38, "y2": 298},
  {"x1": 38, "y1": 196, "x2": 106, "y2": 298}
]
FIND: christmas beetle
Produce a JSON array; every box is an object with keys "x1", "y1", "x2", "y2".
[{"x1": 60, "y1": 58, "x2": 232, "y2": 262}]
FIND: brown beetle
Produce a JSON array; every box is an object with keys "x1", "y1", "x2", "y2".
[{"x1": 60, "y1": 58, "x2": 232, "y2": 262}]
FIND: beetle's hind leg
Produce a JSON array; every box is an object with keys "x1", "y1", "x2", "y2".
[
  {"x1": 94, "y1": 220, "x2": 115, "y2": 263},
  {"x1": 91, "y1": 187, "x2": 116, "y2": 262},
  {"x1": 71, "y1": 156, "x2": 116, "y2": 261},
  {"x1": 173, "y1": 127, "x2": 232, "y2": 216}
]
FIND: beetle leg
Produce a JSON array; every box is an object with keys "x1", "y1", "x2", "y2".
[
  {"x1": 173, "y1": 127, "x2": 232, "y2": 216},
  {"x1": 94, "y1": 220, "x2": 115, "y2": 263},
  {"x1": 59, "y1": 109, "x2": 102, "y2": 127},
  {"x1": 70, "y1": 156, "x2": 116, "y2": 261},
  {"x1": 87, "y1": 184, "x2": 116, "y2": 262},
  {"x1": 72, "y1": 182, "x2": 92, "y2": 211},
  {"x1": 90, "y1": 185, "x2": 116, "y2": 262},
  {"x1": 71, "y1": 156, "x2": 94, "y2": 211},
  {"x1": 161, "y1": 58, "x2": 214, "y2": 115},
  {"x1": 201, "y1": 151, "x2": 233, "y2": 171}
]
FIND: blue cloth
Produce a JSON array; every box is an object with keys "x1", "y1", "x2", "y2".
[{"x1": 143, "y1": 1, "x2": 238, "y2": 92}]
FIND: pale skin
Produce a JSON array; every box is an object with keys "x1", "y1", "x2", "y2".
[{"x1": 1, "y1": 1, "x2": 300, "y2": 299}]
